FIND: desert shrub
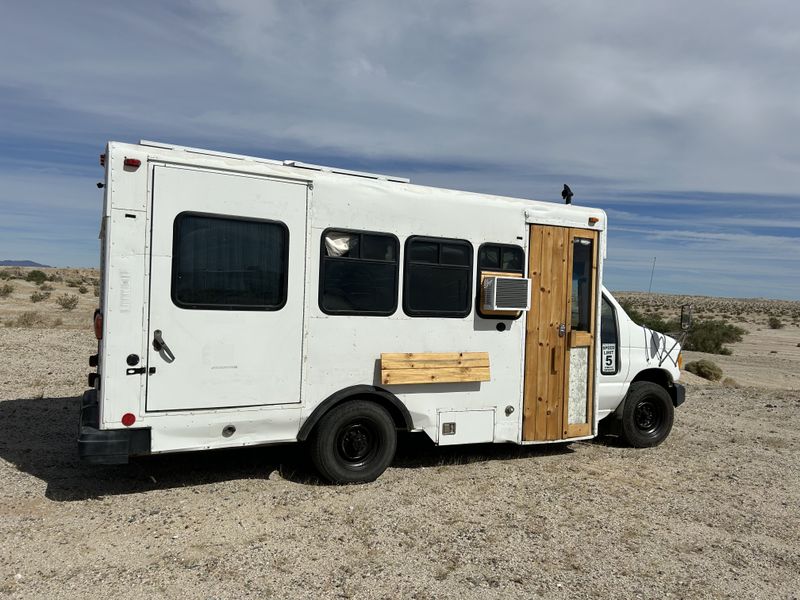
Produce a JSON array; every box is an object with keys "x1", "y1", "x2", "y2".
[
  {"x1": 30, "y1": 291, "x2": 50, "y2": 303},
  {"x1": 52, "y1": 317, "x2": 63, "y2": 327},
  {"x1": 0, "y1": 283, "x2": 13, "y2": 298},
  {"x1": 685, "y1": 359, "x2": 723, "y2": 381},
  {"x1": 682, "y1": 320, "x2": 745, "y2": 355},
  {"x1": 47, "y1": 273, "x2": 63, "y2": 283},
  {"x1": 11, "y1": 311, "x2": 45, "y2": 327},
  {"x1": 78, "y1": 284, "x2": 88, "y2": 294},
  {"x1": 93, "y1": 285, "x2": 100, "y2": 297},
  {"x1": 721, "y1": 377, "x2": 739, "y2": 388},
  {"x1": 0, "y1": 270, "x2": 9, "y2": 280},
  {"x1": 66, "y1": 280, "x2": 80, "y2": 288},
  {"x1": 768, "y1": 317, "x2": 784, "y2": 329},
  {"x1": 55, "y1": 294, "x2": 79, "y2": 310},
  {"x1": 26, "y1": 270, "x2": 47, "y2": 285},
  {"x1": 39, "y1": 282, "x2": 54, "y2": 291}
]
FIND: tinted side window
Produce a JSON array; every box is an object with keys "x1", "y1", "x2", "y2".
[
  {"x1": 320, "y1": 230, "x2": 399, "y2": 315},
  {"x1": 601, "y1": 295, "x2": 619, "y2": 375},
  {"x1": 404, "y1": 237, "x2": 473, "y2": 317},
  {"x1": 478, "y1": 244, "x2": 524, "y2": 274},
  {"x1": 172, "y1": 213, "x2": 288, "y2": 310},
  {"x1": 571, "y1": 238, "x2": 594, "y2": 331}
]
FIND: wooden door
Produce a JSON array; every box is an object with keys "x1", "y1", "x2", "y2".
[{"x1": 523, "y1": 225, "x2": 598, "y2": 441}]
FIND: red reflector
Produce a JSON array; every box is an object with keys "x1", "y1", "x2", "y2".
[
  {"x1": 121, "y1": 413, "x2": 136, "y2": 427},
  {"x1": 93, "y1": 310, "x2": 103, "y2": 340},
  {"x1": 124, "y1": 158, "x2": 141, "y2": 168}
]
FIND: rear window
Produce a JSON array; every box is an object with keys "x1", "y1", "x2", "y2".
[{"x1": 172, "y1": 212, "x2": 288, "y2": 310}]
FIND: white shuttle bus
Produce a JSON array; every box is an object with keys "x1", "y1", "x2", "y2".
[{"x1": 79, "y1": 140, "x2": 686, "y2": 483}]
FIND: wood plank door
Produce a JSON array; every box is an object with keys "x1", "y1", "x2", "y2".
[{"x1": 523, "y1": 225, "x2": 598, "y2": 441}]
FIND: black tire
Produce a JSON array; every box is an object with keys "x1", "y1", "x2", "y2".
[
  {"x1": 619, "y1": 382, "x2": 674, "y2": 448},
  {"x1": 310, "y1": 400, "x2": 397, "y2": 484}
]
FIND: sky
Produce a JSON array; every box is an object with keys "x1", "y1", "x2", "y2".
[{"x1": 1, "y1": 1, "x2": 798, "y2": 299}]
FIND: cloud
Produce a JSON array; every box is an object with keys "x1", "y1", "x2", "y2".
[{"x1": 0, "y1": 1, "x2": 798, "y2": 297}]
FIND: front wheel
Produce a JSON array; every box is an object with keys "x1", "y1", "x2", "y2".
[
  {"x1": 310, "y1": 400, "x2": 397, "y2": 484},
  {"x1": 619, "y1": 382, "x2": 674, "y2": 448}
]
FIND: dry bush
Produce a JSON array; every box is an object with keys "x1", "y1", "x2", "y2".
[
  {"x1": 39, "y1": 282, "x2": 54, "y2": 291},
  {"x1": 768, "y1": 317, "x2": 784, "y2": 329},
  {"x1": 55, "y1": 293, "x2": 79, "y2": 311},
  {"x1": 0, "y1": 283, "x2": 13, "y2": 298},
  {"x1": 721, "y1": 377, "x2": 740, "y2": 388},
  {"x1": 9, "y1": 311, "x2": 46, "y2": 327},
  {"x1": 25, "y1": 270, "x2": 48, "y2": 285},
  {"x1": 66, "y1": 280, "x2": 80, "y2": 288},
  {"x1": 93, "y1": 285, "x2": 100, "y2": 297},
  {"x1": 685, "y1": 359, "x2": 723, "y2": 381},
  {"x1": 30, "y1": 291, "x2": 50, "y2": 303},
  {"x1": 78, "y1": 284, "x2": 88, "y2": 294}
]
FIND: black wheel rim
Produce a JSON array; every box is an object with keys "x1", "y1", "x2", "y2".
[
  {"x1": 335, "y1": 419, "x2": 380, "y2": 469},
  {"x1": 633, "y1": 398, "x2": 663, "y2": 435}
]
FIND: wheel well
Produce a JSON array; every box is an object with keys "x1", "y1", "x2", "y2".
[
  {"x1": 631, "y1": 368, "x2": 672, "y2": 389},
  {"x1": 297, "y1": 385, "x2": 413, "y2": 441},
  {"x1": 630, "y1": 369, "x2": 683, "y2": 407}
]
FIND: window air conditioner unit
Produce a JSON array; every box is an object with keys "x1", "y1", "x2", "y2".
[{"x1": 483, "y1": 276, "x2": 531, "y2": 311}]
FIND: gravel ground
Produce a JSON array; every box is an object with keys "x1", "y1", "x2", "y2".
[{"x1": 1, "y1": 277, "x2": 799, "y2": 598}]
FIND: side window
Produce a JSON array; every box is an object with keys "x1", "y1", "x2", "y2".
[
  {"x1": 172, "y1": 212, "x2": 288, "y2": 310},
  {"x1": 600, "y1": 295, "x2": 619, "y2": 375},
  {"x1": 477, "y1": 243, "x2": 525, "y2": 318},
  {"x1": 571, "y1": 238, "x2": 594, "y2": 331},
  {"x1": 319, "y1": 229, "x2": 399, "y2": 315},
  {"x1": 403, "y1": 236, "x2": 473, "y2": 317}
]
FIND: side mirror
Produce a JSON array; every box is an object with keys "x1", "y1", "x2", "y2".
[{"x1": 680, "y1": 304, "x2": 693, "y2": 331}]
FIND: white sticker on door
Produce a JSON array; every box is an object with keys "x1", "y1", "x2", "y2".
[{"x1": 602, "y1": 343, "x2": 616, "y2": 374}]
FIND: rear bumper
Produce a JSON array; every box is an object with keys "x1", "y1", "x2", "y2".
[
  {"x1": 78, "y1": 389, "x2": 150, "y2": 464},
  {"x1": 670, "y1": 383, "x2": 686, "y2": 408}
]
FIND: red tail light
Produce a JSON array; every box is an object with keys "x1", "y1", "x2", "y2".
[
  {"x1": 93, "y1": 309, "x2": 103, "y2": 340},
  {"x1": 121, "y1": 413, "x2": 136, "y2": 427},
  {"x1": 124, "y1": 158, "x2": 141, "y2": 168}
]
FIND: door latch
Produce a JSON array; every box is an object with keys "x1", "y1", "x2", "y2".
[
  {"x1": 126, "y1": 367, "x2": 156, "y2": 375},
  {"x1": 558, "y1": 323, "x2": 566, "y2": 337}
]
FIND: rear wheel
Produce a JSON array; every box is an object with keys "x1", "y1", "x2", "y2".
[
  {"x1": 310, "y1": 400, "x2": 397, "y2": 484},
  {"x1": 620, "y1": 382, "x2": 674, "y2": 448}
]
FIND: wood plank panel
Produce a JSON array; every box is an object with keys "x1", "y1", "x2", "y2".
[
  {"x1": 381, "y1": 352, "x2": 489, "y2": 369},
  {"x1": 522, "y1": 227, "x2": 544, "y2": 441},
  {"x1": 546, "y1": 227, "x2": 568, "y2": 440},
  {"x1": 380, "y1": 352, "x2": 490, "y2": 384},
  {"x1": 523, "y1": 225, "x2": 571, "y2": 441},
  {"x1": 381, "y1": 367, "x2": 490, "y2": 385}
]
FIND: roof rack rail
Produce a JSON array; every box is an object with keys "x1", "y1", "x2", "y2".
[{"x1": 139, "y1": 140, "x2": 409, "y2": 183}]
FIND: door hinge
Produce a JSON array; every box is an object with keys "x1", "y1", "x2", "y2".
[{"x1": 126, "y1": 367, "x2": 156, "y2": 375}]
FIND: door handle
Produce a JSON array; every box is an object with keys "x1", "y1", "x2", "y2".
[{"x1": 153, "y1": 329, "x2": 176, "y2": 363}]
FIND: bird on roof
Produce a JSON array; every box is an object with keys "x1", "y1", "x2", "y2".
[{"x1": 562, "y1": 184, "x2": 574, "y2": 205}]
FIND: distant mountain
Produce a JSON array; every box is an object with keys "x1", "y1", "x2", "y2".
[{"x1": 0, "y1": 260, "x2": 52, "y2": 267}]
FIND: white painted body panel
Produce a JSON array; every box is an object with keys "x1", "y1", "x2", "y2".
[
  {"x1": 92, "y1": 140, "x2": 677, "y2": 456},
  {"x1": 596, "y1": 289, "x2": 682, "y2": 421}
]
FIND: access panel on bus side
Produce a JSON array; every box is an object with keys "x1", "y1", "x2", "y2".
[{"x1": 145, "y1": 164, "x2": 308, "y2": 411}]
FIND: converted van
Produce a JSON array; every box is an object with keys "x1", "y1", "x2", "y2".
[{"x1": 78, "y1": 140, "x2": 686, "y2": 483}]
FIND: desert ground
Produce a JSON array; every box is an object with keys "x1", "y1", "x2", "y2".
[{"x1": 1, "y1": 269, "x2": 799, "y2": 599}]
